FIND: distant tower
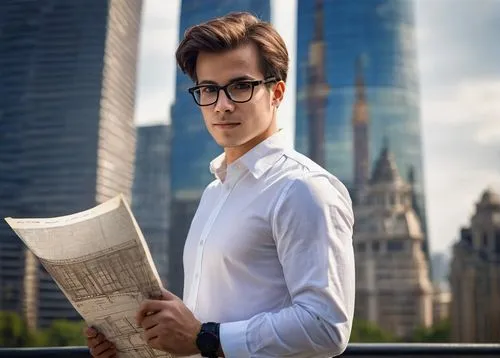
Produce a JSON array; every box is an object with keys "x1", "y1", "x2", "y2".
[
  {"x1": 295, "y1": 0, "x2": 428, "y2": 245},
  {"x1": 352, "y1": 56, "x2": 370, "y2": 196},
  {"x1": 305, "y1": 0, "x2": 329, "y2": 166},
  {"x1": 450, "y1": 188, "x2": 500, "y2": 342},
  {"x1": 353, "y1": 141, "x2": 433, "y2": 338}
]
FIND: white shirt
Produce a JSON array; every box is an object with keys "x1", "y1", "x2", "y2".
[{"x1": 182, "y1": 131, "x2": 355, "y2": 358}]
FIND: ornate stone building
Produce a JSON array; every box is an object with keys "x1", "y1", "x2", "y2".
[
  {"x1": 450, "y1": 188, "x2": 500, "y2": 342},
  {"x1": 353, "y1": 143, "x2": 433, "y2": 338}
]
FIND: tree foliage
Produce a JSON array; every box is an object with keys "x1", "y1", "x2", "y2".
[
  {"x1": 0, "y1": 311, "x2": 32, "y2": 347},
  {"x1": 349, "y1": 319, "x2": 396, "y2": 342},
  {"x1": 0, "y1": 311, "x2": 86, "y2": 347},
  {"x1": 411, "y1": 319, "x2": 451, "y2": 342}
]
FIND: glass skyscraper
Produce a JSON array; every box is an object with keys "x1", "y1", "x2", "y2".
[
  {"x1": 295, "y1": 0, "x2": 428, "y2": 243},
  {"x1": 0, "y1": 0, "x2": 142, "y2": 328},
  {"x1": 132, "y1": 124, "x2": 171, "y2": 287},
  {"x1": 169, "y1": 0, "x2": 271, "y2": 296}
]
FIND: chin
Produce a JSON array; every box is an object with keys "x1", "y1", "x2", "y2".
[
  {"x1": 212, "y1": 132, "x2": 245, "y2": 147},
  {"x1": 216, "y1": 138, "x2": 245, "y2": 148}
]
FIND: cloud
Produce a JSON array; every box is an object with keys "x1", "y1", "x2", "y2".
[
  {"x1": 425, "y1": 165, "x2": 500, "y2": 252},
  {"x1": 416, "y1": 0, "x2": 500, "y2": 254},
  {"x1": 135, "y1": 0, "x2": 180, "y2": 125},
  {"x1": 415, "y1": 0, "x2": 500, "y2": 86},
  {"x1": 420, "y1": 81, "x2": 500, "y2": 252},
  {"x1": 135, "y1": 92, "x2": 172, "y2": 126},
  {"x1": 422, "y1": 79, "x2": 500, "y2": 145}
]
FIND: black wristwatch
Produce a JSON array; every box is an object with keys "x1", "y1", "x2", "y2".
[{"x1": 196, "y1": 322, "x2": 220, "y2": 358}]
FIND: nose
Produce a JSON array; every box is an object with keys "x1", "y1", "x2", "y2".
[{"x1": 214, "y1": 89, "x2": 235, "y2": 113}]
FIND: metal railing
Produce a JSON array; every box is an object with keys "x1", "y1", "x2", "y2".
[{"x1": 1, "y1": 344, "x2": 500, "y2": 357}]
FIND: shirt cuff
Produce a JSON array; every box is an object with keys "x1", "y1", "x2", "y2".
[{"x1": 219, "y1": 320, "x2": 250, "y2": 358}]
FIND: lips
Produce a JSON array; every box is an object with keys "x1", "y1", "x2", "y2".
[{"x1": 213, "y1": 123, "x2": 240, "y2": 129}]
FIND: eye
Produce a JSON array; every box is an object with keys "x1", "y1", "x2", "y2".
[
  {"x1": 231, "y1": 82, "x2": 252, "y2": 91},
  {"x1": 201, "y1": 85, "x2": 218, "y2": 94}
]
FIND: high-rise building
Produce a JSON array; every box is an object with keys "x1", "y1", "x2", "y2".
[
  {"x1": 295, "y1": 0, "x2": 429, "y2": 261},
  {"x1": 132, "y1": 124, "x2": 171, "y2": 287},
  {"x1": 0, "y1": 0, "x2": 142, "y2": 328},
  {"x1": 450, "y1": 188, "x2": 500, "y2": 342},
  {"x1": 169, "y1": 0, "x2": 271, "y2": 297}
]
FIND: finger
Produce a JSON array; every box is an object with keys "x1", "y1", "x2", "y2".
[
  {"x1": 139, "y1": 313, "x2": 159, "y2": 330},
  {"x1": 160, "y1": 287, "x2": 177, "y2": 301},
  {"x1": 143, "y1": 325, "x2": 160, "y2": 344},
  {"x1": 90, "y1": 339, "x2": 115, "y2": 356},
  {"x1": 102, "y1": 350, "x2": 117, "y2": 358},
  {"x1": 85, "y1": 326, "x2": 98, "y2": 338},
  {"x1": 146, "y1": 335, "x2": 162, "y2": 351},
  {"x1": 87, "y1": 333, "x2": 106, "y2": 349},
  {"x1": 100, "y1": 349, "x2": 117, "y2": 358},
  {"x1": 136, "y1": 300, "x2": 166, "y2": 325}
]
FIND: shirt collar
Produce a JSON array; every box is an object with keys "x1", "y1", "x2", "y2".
[{"x1": 209, "y1": 130, "x2": 287, "y2": 182}]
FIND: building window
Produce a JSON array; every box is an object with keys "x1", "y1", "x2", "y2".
[
  {"x1": 461, "y1": 228, "x2": 472, "y2": 246},
  {"x1": 387, "y1": 240, "x2": 405, "y2": 252},
  {"x1": 495, "y1": 231, "x2": 500, "y2": 254},
  {"x1": 390, "y1": 194, "x2": 396, "y2": 205},
  {"x1": 372, "y1": 241, "x2": 380, "y2": 253},
  {"x1": 482, "y1": 233, "x2": 488, "y2": 248}
]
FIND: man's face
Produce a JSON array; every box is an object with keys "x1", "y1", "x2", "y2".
[{"x1": 194, "y1": 43, "x2": 283, "y2": 149}]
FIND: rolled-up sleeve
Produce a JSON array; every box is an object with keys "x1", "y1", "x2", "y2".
[{"x1": 219, "y1": 172, "x2": 356, "y2": 358}]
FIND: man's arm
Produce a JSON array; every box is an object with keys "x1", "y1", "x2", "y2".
[{"x1": 219, "y1": 172, "x2": 355, "y2": 358}]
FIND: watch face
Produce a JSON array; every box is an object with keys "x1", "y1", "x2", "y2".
[{"x1": 198, "y1": 331, "x2": 219, "y2": 352}]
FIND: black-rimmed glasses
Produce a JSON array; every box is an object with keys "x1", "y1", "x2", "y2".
[{"x1": 188, "y1": 77, "x2": 278, "y2": 106}]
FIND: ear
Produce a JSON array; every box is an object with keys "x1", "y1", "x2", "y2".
[{"x1": 271, "y1": 80, "x2": 286, "y2": 107}]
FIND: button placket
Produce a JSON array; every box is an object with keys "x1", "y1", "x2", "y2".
[
  {"x1": 187, "y1": 170, "x2": 250, "y2": 311},
  {"x1": 187, "y1": 187, "x2": 231, "y2": 310}
]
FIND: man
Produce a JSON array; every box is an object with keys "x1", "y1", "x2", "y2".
[{"x1": 86, "y1": 12, "x2": 355, "y2": 358}]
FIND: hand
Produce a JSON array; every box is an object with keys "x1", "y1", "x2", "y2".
[
  {"x1": 85, "y1": 326, "x2": 116, "y2": 358},
  {"x1": 136, "y1": 288, "x2": 202, "y2": 356}
]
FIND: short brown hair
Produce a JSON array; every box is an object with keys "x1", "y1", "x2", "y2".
[{"x1": 175, "y1": 12, "x2": 289, "y2": 83}]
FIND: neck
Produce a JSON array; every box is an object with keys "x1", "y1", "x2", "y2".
[{"x1": 225, "y1": 124, "x2": 278, "y2": 165}]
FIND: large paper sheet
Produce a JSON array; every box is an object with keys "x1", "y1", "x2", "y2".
[{"x1": 5, "y1": 195, "x2": 174, "y2": 358}]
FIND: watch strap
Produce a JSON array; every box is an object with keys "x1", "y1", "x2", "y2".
[{"x1": 197, "y1": 322, "x2": 220, "y2": 358}]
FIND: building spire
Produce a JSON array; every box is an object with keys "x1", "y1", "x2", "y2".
[
  {"x1": 355, "y1": 56, "x2": 366, "y2": 102},
  {"x1": 370, "y1": 138, "x2": 400, "y2": 185},
  {"x1": 306, "y1": 0, "x2": 329, "y2": 167},
  {"x1": 352, "y1": 55, "x2": 370, "y2": 193},
  {"x1": 314, "y1": 0, "x2": 324, "y2": 41},
  {"x1": 382, "y1": 135, "x2": 389, "y2": 153}
]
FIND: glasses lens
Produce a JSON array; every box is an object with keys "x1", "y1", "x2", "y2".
[
  {"x1": 228, "y1": 82, "x2": 253, "y2": 102},
  {"x1": 195, "y1": 86, "x2": 218, "y2": 105}
]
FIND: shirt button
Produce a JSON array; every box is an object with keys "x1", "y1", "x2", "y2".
[{"x1": 199, "y1": 240, "x2": 204, "y2": 246}]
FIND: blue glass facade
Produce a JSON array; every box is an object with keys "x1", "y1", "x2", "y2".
[
  {"x1": 0, "y1": 0, "x2": 142, "y2": 327},
  {"x1": 169, "y1": 0, "x2": 271, "y2": 296},
  {"x1": 295, "y1": 0, "x2": 427, "y2": 236},
  {"x1": 132, "y1": 125, "x2": 171, "y2": 286}
]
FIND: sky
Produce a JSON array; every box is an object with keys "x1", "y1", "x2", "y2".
[{"x1": 134, "y1": 0, "x2": 500, "y2": 256}]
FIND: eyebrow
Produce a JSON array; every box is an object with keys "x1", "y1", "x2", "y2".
[{"x1": 197, "y1": 75, "x2": 256, "y2": 86}]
